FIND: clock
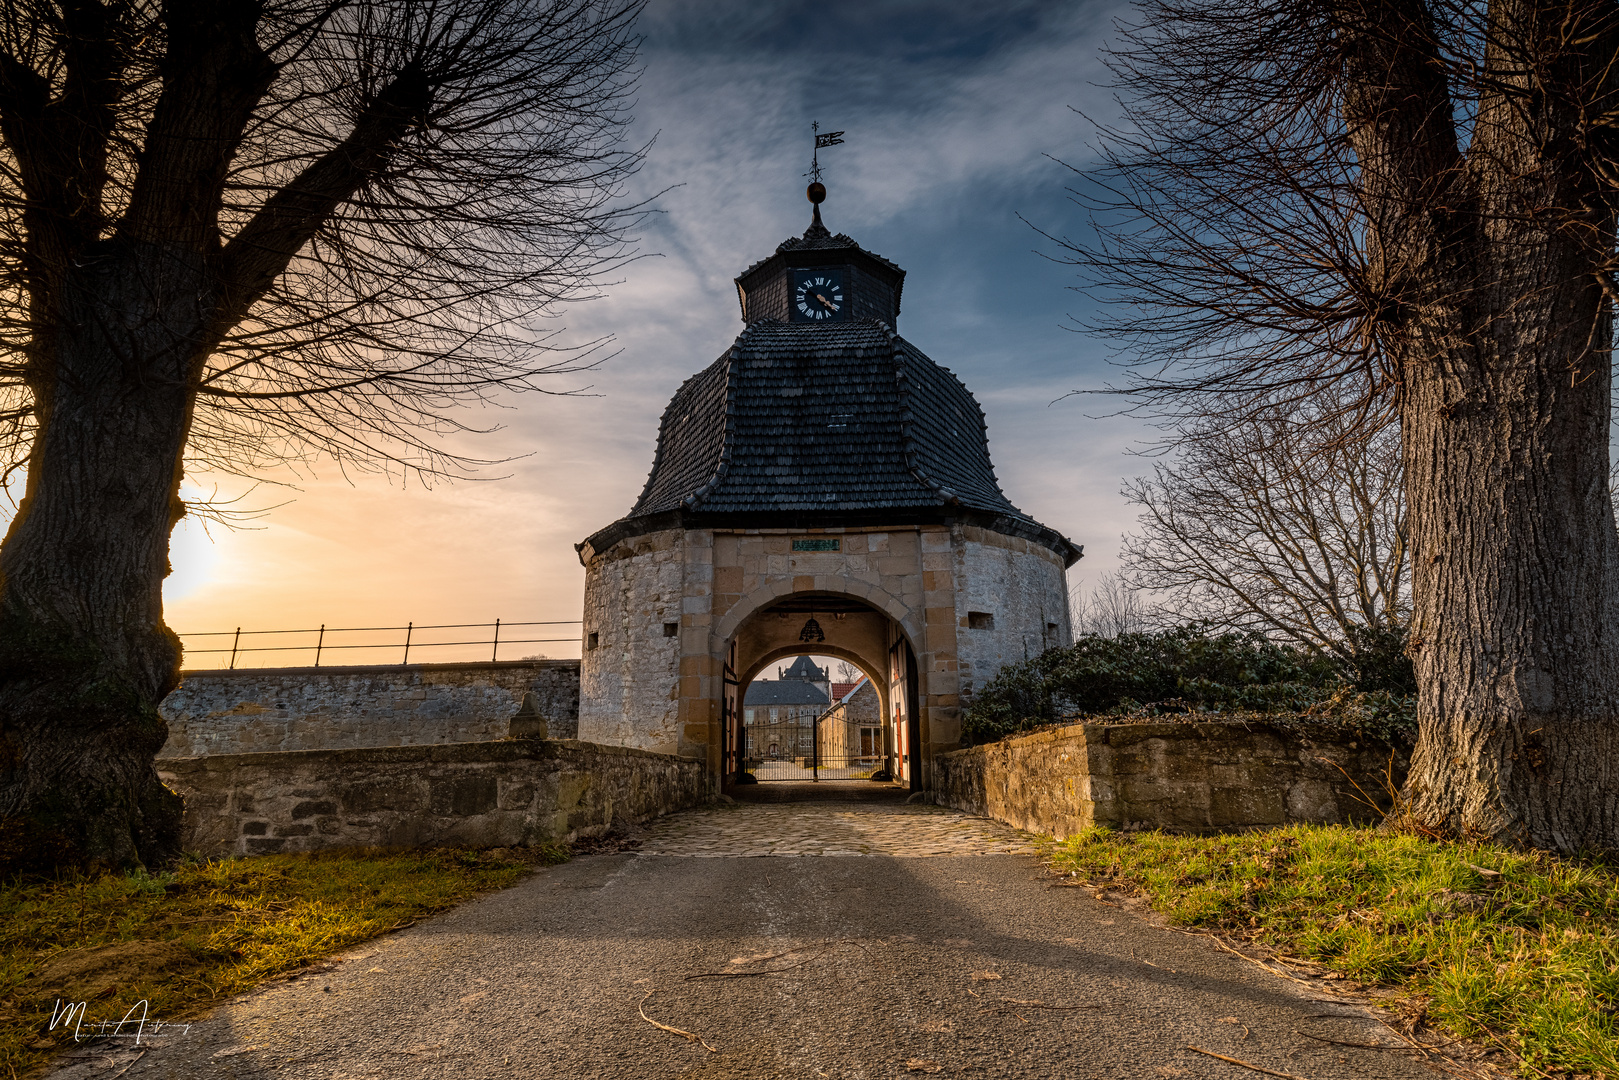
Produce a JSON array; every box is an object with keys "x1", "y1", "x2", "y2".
[{"x1": 791, "y1": 268, "x2": 847, "y2": 323}]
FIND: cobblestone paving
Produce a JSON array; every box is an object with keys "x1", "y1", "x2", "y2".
[{"x1": 639, "y1": 801, "x2": 1038, "y2": 857}]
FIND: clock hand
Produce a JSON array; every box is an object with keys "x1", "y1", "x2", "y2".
[{"x1": 815, "y1": 292, "x2": 838, "y2": 312}]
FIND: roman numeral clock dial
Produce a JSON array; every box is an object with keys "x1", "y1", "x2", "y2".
[{"x1": 791, "y1": 268, "x2": 847, "y2": 323}]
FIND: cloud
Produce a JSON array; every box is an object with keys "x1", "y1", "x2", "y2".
[{"x1": 166, "y1": 2, "x2": 1151, "y2": 648}]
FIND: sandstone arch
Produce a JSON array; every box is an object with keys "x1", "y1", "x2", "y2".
[{"x1": 712, "y1": 575, "x2": 918, "y2": 646}]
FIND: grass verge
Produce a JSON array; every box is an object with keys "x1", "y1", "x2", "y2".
[
  {"x1": 0, "y1": 844, "x2": 567, "y2": 1079},
  {"x1": 1049, "y1": 825, "x2": 1619, "y2": 1078}
]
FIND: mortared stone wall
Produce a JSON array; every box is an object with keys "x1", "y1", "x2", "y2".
[{"x1": 157, "y1": 660, "x2": 580, "y2": 758}]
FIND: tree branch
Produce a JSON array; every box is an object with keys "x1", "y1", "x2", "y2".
[
  {"x1": 119, "y1": 0, "x2": 276, "y2": 251},
  {"x1": 215, "y1": 63, "x2": 431, "y2": 338}
]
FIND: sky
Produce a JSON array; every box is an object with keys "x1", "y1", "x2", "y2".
[{"x1": 161, "y1": 0, "x2": 1154, "y2": 669}]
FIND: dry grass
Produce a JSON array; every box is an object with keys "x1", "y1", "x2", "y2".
[
  {"x1": 0, "y1": 844, "x2": 565, "y2": 1078},
  {"x1": 1049, "y1": 826, "x2": 1619, "y2": 1078}
]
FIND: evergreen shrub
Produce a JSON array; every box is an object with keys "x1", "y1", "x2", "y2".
[{"x1": 962, "y1": 625, "x2": 1416, "y2": 746}]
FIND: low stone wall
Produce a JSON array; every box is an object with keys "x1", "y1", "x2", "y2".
[
  {"x1": 158, "y1": 738, "x2": 705, "y2": 856},
  {"x1": 935, "y1": 721, "x2": 1406, "y2": 839},
  {"x1": 158, "y1": 660, "x2": 580, "y2": 758}
]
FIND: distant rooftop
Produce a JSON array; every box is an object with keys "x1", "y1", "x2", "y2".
[
  {"x1": 744, "y1": 680, "x2": 830, "y2": 707},
  {"x1": 778, "y1": 656, "x2": 827, "y2": 682}
]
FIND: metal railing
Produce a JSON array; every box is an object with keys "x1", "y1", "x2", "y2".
[{"x1": 178, "y1": 619, "x2": 583, "y2": 669}]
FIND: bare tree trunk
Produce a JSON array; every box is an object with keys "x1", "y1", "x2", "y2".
[
  {"x1": 1399, "y1": 258, "x2": 1619, "y2": 848},
  {"x1": 1053, "y1": 0, "x2": 1619, "y2": 848},
  {"x1": 0, "y1": 242, "x2": 212, "y2": 870},
  {"x1": 0, "y1": 0, "x2": 644, "y2": 872},
  {"x1": 1337, "y1": 0, "x2": 1619, "y2": 848}
]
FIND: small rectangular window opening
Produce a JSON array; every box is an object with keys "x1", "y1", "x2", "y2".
[
  {"x1": 587, "y1": 631, "x2": 599, "y2": 650},
  {"x1": 968, "y1": 611, "x2": 995, "y2": 631},
  {"x1": 792, "y1": 538, "x2": 840, "y2": 552},
  {"x1": 663, "y1": 621, "x2": 680, "y2": 637}
]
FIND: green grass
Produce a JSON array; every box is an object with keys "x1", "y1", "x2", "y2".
[
  {"x1": 0, "y1": 844, "x2": 567, "y2": 1079},
  {"x1": 1049, "y1": 825, "x2": 1619, "y2": 1078}
]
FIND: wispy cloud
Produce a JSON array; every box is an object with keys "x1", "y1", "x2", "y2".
[{"x1": 166, "y1": 1, "x2": 1151, "y2": 649}]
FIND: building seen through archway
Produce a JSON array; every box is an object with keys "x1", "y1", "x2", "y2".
[
  {"x1": 742, "y1": 656, "x2": 827, "y2": 778},
  {"x1": 741, "y1": 653, "x2": 886, "y2": 781},
  {"x1": 574, "y1": 189, "x2": 1081, "y2": 792}
]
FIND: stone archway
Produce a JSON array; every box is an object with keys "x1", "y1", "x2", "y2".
[
  {"x1": 578, "y1": 524, "x2": 1071, "y2": 793},
  {"x1": 723, "y1": 589, "x2": 919, "y2": 788},
  {"x1": 712, "y1": 574, "x2": 921, "y2": 648}
]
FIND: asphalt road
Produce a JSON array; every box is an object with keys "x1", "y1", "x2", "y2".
[{"x1": 46, "y1": 813, "x2": 1454, "y2": 1080}]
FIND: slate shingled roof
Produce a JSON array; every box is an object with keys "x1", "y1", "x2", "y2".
[
  {"x1": 743, "y1": 680, "x2": 830, "y2": 707},
  {"x1": 579, "y1": 233, "x2": 1081, "y2": 567},
  {"x1": 778, "y1": 656, "x2": 827, "y2": 682}
]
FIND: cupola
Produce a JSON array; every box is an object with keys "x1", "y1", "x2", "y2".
[
  {"x1": 577, "y1": 196, "x2": 1080, "y2": 568},
  {"x1": 734, "y1": 195, "x2": 905, "y2": 328}
]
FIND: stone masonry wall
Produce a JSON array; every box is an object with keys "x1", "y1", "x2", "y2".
[
  {"x1": 951, "y1": 526, "x2": 1071, "y2": 711},
  {"x1": 158, "y1": 661, "x2": 579, "y2": 758},
  {"x1": 158, "y1": 739, "x2": 706, "y2": 856},
  {"x1": 577, "y1": 527, "x2": 688, "y2": 754},
  {"x1": 935, "y1": 721, "x2": 1406, "y2": 839}
]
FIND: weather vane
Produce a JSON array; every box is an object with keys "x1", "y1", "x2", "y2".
[
  {"x1": 804, "y1": 121, "x2": 844, "y2": 226},
  {"x1": 805, "y1": 120, "x2": 844, "y2": 186}
]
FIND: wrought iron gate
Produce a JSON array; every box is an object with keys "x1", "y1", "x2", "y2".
[{"x1": 741, "y1": 707, "x2": 887, "y2": 780}]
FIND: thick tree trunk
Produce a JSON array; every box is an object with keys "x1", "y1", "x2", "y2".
[
  {"x1": 1401, "y1": 280, "x2": 1619, "y2": 849},
  {"x1": 0, "y1": 240, "x2": 214, "y2": 872},
  {"x1": 1400, "y1": 262, "x2": 1619, "y2": 850},
  {"x1": 1334, "y1": 0, "x2": 1619, "y2": 851}
]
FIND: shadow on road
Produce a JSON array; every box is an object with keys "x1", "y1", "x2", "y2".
[{"x1": 728, "y1": 779, "x2": 909, "y2": 804}]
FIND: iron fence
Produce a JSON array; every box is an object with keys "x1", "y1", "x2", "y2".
[{"x1": 178, "y1": 619, "x2": 583, "y2": 669}]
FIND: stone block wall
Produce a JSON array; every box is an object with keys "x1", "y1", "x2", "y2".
[
  {"x1": 158, "y1": 660, "x2": 580, "y2": 758},
  {"x1": 935, "y1": 720, "x2": 1406, "y2": 838},
  {"x1": 157, "y1": 739, "x2": 706, "y2": 856},
  {"x1": 576, "y1": 527, "x2": 689, "y2": 755},
  {"x1": 952, "y1": 528, "x2": 1072, "y2": 707}
]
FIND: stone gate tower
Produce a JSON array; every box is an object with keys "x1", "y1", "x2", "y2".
[{"x1": 576, "y1": 197, "x2": 1081, "y2": 790}]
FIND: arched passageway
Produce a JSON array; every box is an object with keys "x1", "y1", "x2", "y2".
[{"x1": 722, "y1": 591, "x2": 920, "y2": 790}]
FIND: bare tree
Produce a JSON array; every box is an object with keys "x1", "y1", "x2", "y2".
[
  {"x1": 1069, "y1": 570, "x2": 1150, "y2": 638},
  {"x1": 1120, "y1": 398, "x2": 1407, "y2": 661},
  {"x1": 1050, "y1": 0, "x2": 1619, "y2": 849},
  {"x1": 0, "y1": 0, "x2": 646, "y2": 871},
  {"x1": 835, "y1": 661, "x2": 862, "y2": 684}
]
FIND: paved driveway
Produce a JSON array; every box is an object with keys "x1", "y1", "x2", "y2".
[{"x1": 49, "y1": 796, "x2": 1444, "y2": 1080}]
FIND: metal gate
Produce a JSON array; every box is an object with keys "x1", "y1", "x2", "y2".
[
  {"x1": 741, "y1": 704, "x2": 888, "y2": 780},
  {"x1": 808, "y1": 708, "x2": 888, "y2": 779}
]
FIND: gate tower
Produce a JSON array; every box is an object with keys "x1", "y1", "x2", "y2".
[{"x1": 576, "y1": 192, "x2": 1082, "y2": 790}]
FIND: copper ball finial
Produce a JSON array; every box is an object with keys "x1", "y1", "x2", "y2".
[{"x1": 807, "y1": 182, "x2": 826, "y2": 205}]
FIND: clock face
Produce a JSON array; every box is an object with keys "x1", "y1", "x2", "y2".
[{"x1": 791, "y1": 269, "x2": 847, "y2": 323}]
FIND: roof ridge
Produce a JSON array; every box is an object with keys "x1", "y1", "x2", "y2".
[
  {"x1": 626, "y1": 362, "x2": 711, "y2": 517},
  {"x1": 895, "y1": 335, "x2": 1039, "y2": 525}
]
